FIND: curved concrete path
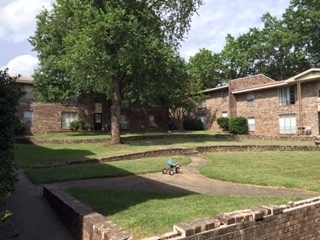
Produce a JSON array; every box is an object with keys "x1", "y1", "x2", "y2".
[{"x1": 55, "y1": 155, "x2": 319, "y2": 199}]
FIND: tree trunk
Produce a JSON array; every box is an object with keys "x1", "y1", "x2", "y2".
[{"x1": 110, "y1": 75, "x2": 122, "y2": 145}]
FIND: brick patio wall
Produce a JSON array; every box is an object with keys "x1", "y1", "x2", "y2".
[
  {"x1": 146, "y1": 197, "x2": 320, "y2": 240},
  {"x1": 43, "y1": 183, "x2": 320, "y2": 240},
  {"x1": 43, "y1": 185, "x2": 132, "y2": 240}
]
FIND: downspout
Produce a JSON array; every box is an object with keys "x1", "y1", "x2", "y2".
[{"x1": 297, "y1": 81, "x2": 303, "y2": 135}]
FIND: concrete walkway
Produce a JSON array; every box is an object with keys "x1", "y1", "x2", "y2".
[
  {"x1": 0, "y1": 170, "x2": 74, "y2": 240},
  {"x1": 55, "y1": 155, "x2": 319, "y2": 199},
  {"x1": 1, "y1": 155, "x2": 319, "y2": 240}
]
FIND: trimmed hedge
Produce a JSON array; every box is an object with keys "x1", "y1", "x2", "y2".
[
  {"x1": 229, "y1": 117, "x2": 248, "y2": 134},
  {"x1": 217, "y1": 117, "x2": 229, "y2": 131}
]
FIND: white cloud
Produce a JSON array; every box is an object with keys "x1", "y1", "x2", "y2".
[
  {"x1": 1, "y1": 55, "x2": 38, "y2": 77},
  {"x1": 180, "y1": 0, "x2": 291, "y2": 60},
  {"x1": 0, "y1": 0, "x2": 53, "y2": 42}
]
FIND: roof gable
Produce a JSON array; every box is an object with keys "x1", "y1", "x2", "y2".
[{"x1": 285, "y1": 68, "x2": 320, "y2": 83}]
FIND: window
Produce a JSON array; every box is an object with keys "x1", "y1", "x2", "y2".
[
  {"x1": 62, "y1": 112, "x2": 78, "y2": 129},
  {"x1": 248, "y1": 118, "x2": 255, "y2": 132},
  {"x1": 279, "y1": 114, "x2": 296, "y2": 134},
  {"x1": 222, "y1": 112, "x2": 228, "y2": 118},
  {"x1": 197, "y1": 115, "x2": 207, "y2": 128},
  {"x1": 120, "y1": 114, "x2": 130, "y2": 129},
  {"x1": 21, "y1": 85, "x2": 35, "y2": 100},
  {"x1": 24, "y1": 111, "x2": 33, "y2": 126},
  {"x1": 247, "y1": 93, "x2": 254, "y2": 107},
  {"x1": 279, "y1": 86, "x2": 296, "y2": 106}
]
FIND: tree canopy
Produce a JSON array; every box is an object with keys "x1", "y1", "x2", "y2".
[
  {"x1": 30, "y1": 0, "x2": 203, "y2": 144},
  {"x1": 188, "y1": 0, "x2": 320, "y2": 88}
]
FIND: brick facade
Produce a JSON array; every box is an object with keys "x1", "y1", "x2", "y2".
[
  {"x1": 16, "y1": 78, "x2": 168, "y2": 135},
  {"x1": 197, "y1": 69, "x2": 320, "y2": 136}
]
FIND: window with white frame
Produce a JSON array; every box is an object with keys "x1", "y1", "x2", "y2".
[
  {"x1": 197, "y1": 115, "x2": 207, "y2": 128},
  {"x1": 21, "y1": 85, "x2": 35, "y2": 100},
  {"x1": 120, "y1": 114, "x2": 130, "y2": 129},
  {"x1": 247, "y1": 93, "x2": 254, "y2": 107},
  {"x1": 279, "y1": 86, "x2": 296, "y2": 106},
  {"x1": 222, "y1": 112, "x2": 228, "y2": 118},
  {"x1": 61, "y1": 112, "x2": 78, "y2": 129},
  {"x1": 279, "y1": 114, "x2": 296, "y2": 134},
  {"x1": 248, "y1": 117, "x2": 255, "y2": 132},
  {"x1": 23, "y1": 111, "x2": 33, "y2": 126}
]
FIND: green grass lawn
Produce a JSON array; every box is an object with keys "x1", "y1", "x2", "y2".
[
  {"x1": 13, "y1": 133, "x2": 320, "y2": 239},
  {"x1": 68, "y1": 189, "x2": 302, "y2": 239},
  {"x1": 201, "y1": 152, "x2": 320, "y2": 192},
  {"x1": 25, "y1": 156, "x2": 191, "y2": 184}
]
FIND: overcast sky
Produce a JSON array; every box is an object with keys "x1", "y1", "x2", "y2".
[{"x1": 0, "y1": 0, "x2": 291, "y2": 78}]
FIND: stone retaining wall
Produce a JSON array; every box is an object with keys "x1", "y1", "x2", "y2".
[
  {"x1": 33, "y1": 146, "x2": 320, "y2": 169},
  {"x1": 44, "y1": 184, "x2": 320, "y2": 240},
  {"x1": 145, "y1": 197, "x2": 320, "y2": 240},
  {"x1": 43, "y1": 185, "x2": 132, "y2": 240},
  {"x1": 15, "y1": 133, "x2": 319, "y2": 145}
]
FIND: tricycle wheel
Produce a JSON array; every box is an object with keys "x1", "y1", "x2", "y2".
[
  {"x1": 169, "y1": 170, "x2": 175, "y2": 175},
  {"x1": 176, "y1": 167, "x2": 181, "y2": 173},
  {"x1": 162, "y1": 168, "x2": 167, "y2": 174}
]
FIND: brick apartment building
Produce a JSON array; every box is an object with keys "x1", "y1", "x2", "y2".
[
  {"x1": 16, "y1": 77, "x2": 168, "y2": 135},
  {"x1": 194, "y1": 68, "x2": 320, "y2": 136}
]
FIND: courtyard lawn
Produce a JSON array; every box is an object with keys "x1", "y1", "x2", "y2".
[
  {"x1": 201, "y1": 152, "x2": 320, "y2": 192},
  {"x1": 24, "y1": 156, "x2": 191, "y2": 184},
  {"x1": 68, "y1": 189, "x2": 302, "y2": 239},
  {"x1": 13, "y1": 134, "x2": 320, "y2": 239}
]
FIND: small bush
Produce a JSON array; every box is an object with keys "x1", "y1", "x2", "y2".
[
  {"x1": 183, "y1": 119, "x2": 204, "y2": 130},
  {"x1": 15, "y1": 120, "x2": 26, "y2": 135},
  {"x1": 229, "y1": 117, "x2": 248, "y2": 134},
  {"x1": 217, "y1": 117, "x2": 229, "y2": 131},
  {"x1": 70, "y1": 120, "x2": 85, "y2": 131}
]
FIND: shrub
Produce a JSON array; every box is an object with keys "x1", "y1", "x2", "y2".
[
  {"x1": 70, "y1": 120, "x2": 85, "y2": 131},
  {"x1": 229, "y1": 117, "x2": 248, "y2": 134},
  {"x1": 15, "y1": 120, "x2": 26, "y2": 135},
  {"x1": 217, "y1": 117, "x2": 229, "y2": 131},
  {"x1": 0, "y1": 69, "x2": 21, "y2": 224},
  {"x1": 183, "y1": 119, "x2": 204, "y2": 130}
]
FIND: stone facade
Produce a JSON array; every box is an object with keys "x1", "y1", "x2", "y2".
[
  {"x1": 196, "y1": 69, "x2": 320, "y2": 136},
  {"x1": 15, "y1": 78, "x2": 168, "y2": 135}
]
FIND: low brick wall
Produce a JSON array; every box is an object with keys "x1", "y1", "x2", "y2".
[
  {"x1": 197, "y1": 145, "x2": 320, "y2": 153},
  {"x1": 145, "y1": 197, "x2": 320, "y2": 240},
  {"x1": 43, "y1": 185, "x2": 132, "y2": 240}
]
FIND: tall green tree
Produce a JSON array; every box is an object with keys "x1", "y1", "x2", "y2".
[
  {"x1": 0, "y1": 69, "x2": 21, "y2": 224},
  {"x1": 29, "y1": 0, "x2": 202, "y2": 144},
  {"x1": 187, "y1": 48, "x2": 225, "y2": 89},
  {"x1": 282, "y1": 0, "x2": 320, "y2": 67}
]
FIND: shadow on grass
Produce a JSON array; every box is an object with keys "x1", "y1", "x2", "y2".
[{"x1": 14, "y1": 142, "x2": 198, "y2": 238}]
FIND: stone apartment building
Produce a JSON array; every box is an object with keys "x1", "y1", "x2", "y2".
[
  {"x1": 16, "y1": 77, "x2": 168, "y2": 135},
  {"x1": 195, "y1": 68, "x2": 320, "y2": 136}
]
